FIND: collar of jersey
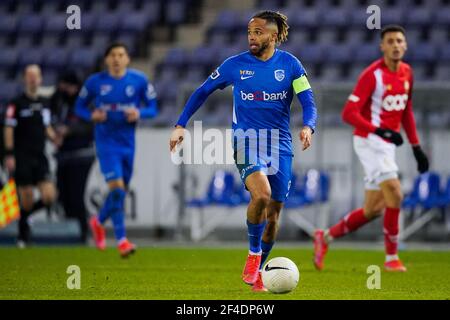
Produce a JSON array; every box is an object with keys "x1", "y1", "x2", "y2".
[{"x1": 248, "y1": 48, "x2": 279, "y2": 64}]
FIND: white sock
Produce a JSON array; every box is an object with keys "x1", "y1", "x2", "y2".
[
  {"x1": 386, "y1": 254, "x2": 399, "y2": 262},
  {"x1": 249, "y1": 250, "x2": 262, "y2": 255}
]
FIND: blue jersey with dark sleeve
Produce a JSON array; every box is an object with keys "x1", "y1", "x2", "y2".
[
  {"x1": 176, "y1": 49, "x2": 317, "y2": 154},
  {"x1": 75, "y1": 68, "x2": 158, "y2": 153}
]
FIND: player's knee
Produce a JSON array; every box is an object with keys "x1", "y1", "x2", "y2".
[{"x1": 251, "y1": 190, "x2": 271, "y2": 208}]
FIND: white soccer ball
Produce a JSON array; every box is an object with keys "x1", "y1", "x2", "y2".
[{"x1": 261, "y1": 257, "x2": 300, "y2": 294}]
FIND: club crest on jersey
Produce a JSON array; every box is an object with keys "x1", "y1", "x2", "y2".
[
  {"x1": 126, "y1": 85, "x2": 135, "y2": 97},
  {"x1": 210, "y1": 69, "x2": 220, "y2": 80},
  {"x1": 100, "y1": 85, "x2": 112, "y2": 96},
  {"x1": 274, "y1": 69, "x2": 285, "y2": 82}
]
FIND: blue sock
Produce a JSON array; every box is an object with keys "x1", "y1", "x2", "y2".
[
  {"x1": 246, "y1": 220, "x2": 267, "y2": 254},
  {"x1": 260, "y1": 240, "x2": 275, "y2": 270},
  {"x1": 98, "y1": 192, "x2": 114, "y2": 224},
  {"x1": 101, "y1": 189, "x2": 127, "y2": 242}
]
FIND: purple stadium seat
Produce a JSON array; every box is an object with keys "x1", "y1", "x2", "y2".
[
  {"x1": 347, "y1": 63, "x2": 367, "y2": 80},
  {"x1": 321, "y1": 7, "x2": 349, "y2": 27},
  {"x1": 381, "y1": 7, "x2": 405, "y2": 25},
  {"x1": 17, "y1": 14, "x2": 43, "y2": 35},
  {"x1": 90, "y1": 33, "x2": 111, "y2": 53},
  {"x1": 42, "y1": 47, "x2": 69, "y2": 70},
  {"x1": 318, "y1": 65, "x2": 343, "y2": 82},
  {"x1": 434, "y1": 64, "x2": 450, "y2": 81},
  {"x1": 64, "y1": 34, "x2": 86, "y2": 50},
  {"x1": 40, "y1": 1, "x2": 61, "y2": 15},
  {"x1": 428, "y1": 27, "x2": 449, "y2": 44},
  {"x1": 297, "y1": 44, "x2": 325, "y2": 64},
  {"x1": 435, "y1": 7, "x2": 450, "y2": 26},
  {"x1": 159, "y1": 67, "x2": 179, "y2": 82},
  {"x1": 257, "y1": 0, "x2": 282, "y2": 10},
  {"x1": 0, "y1": 47, "x2": 19, "y2": 68},
  {"x1": 289, "y1": 30, "x2": 310, "y2": 44},
  {"x1": 18, "y1": 47, "x2": 45, "y2": 67},
  {"x1": 213, "y1": 10, "x2": 240, "y2": 31},
  {"x1": 42, "y1": 69, "x2": 58, "y2": 86},
  {"x1": 344, "y1": 29, "x2": 367, "y2": 45},
  {"x1": 405, "y1": 7, "x2": 433, "y2": 27},
  {"x1": 287, "y1": 7, "x2": 321, "y2": 28},
  {"x1": 353, "y1": 44, "x2": 379, "y2": 63},
  {"x1": 120, "y1": 11, "x2": 150, "y2": 33},
  {"x1": 69, "y1": 47, "x2": 99, "y2": 69},
  {"x1": 440, "y1": 43, "x2": 450, "y2": 62},
  {"x1": 140, "y1": 0, "x2": 161, "y2": 25},
  {"x1": 164, "y1": 48, "x2": 188, "y2": 67},
  {"x1": 410, "y1": 43, "x2": 438, "y2": 63},
  {"x1": 188, "y1": 46, "x2": 218, "y2": 67},
  {"x1": 95, "y1": 12, "x2": 121, "y2": 33},
  {"x1": 43, "y1": 14, "x2": 68, "y2": 34},
  {"x1": 316, "y1": 29, "x2": 339, "y2": 44},
  {"x1": 14, "y1": 1, "x2": 35, "y2": 14},
  {"x1": 323, "y1": 44, "x2": 353, "y2": 64},
  {"x1": 80, "y1": 12, "x2": 97, "y2": 32},
  {"x1": 116, "y1": 1, "x2": 137, "y2": 13},
  {"x1": 184, "y1": 67, "x2": 206, "y2": 83},
  {"x1": 209, "y1": 31, "x2": 230, "y2": 45},
  {"x1": 166, "y1": 0, "x2": 187, "y2": 25},
  {"x1": 14, "y1": 35, "x2": 35, "y2": 49},
  {"x1": 349, "y1": 7, "x2": 368, "y2": 26},
  {"x1": 114, "y1": 33, "x2": 137, "y2": 55},
  {"x1": 89, "y1": 0, "x2": 110, "y2": 13},
  {"x1": 0, "y1": 14, "x2": 18, "y2": 35},
  {"x1": 0, "y1": 82, "x2": 21, "y2": 104},
  {"x1": 39, "y1": 34, "x2": 61, "y2": 47}
]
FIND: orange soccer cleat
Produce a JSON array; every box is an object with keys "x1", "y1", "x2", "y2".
[
  {"x1": 252, "y1": 271, "x2": 268, "y2": 292},
  {"x1": 89, "y1": 216, "x2": 106, "y2": 250},
  {"x1": 118, "y1": 238, "x2": 136, "y2": 258},
  {"x1": 313, "y1": 229, "x2": 328, "y2": 271},
  {"x1": 384, "y1": 259, "x2": 407, "y2": 272},
  {"x1": 242, "y1": 253, "x2": 261, "y2": 285}
]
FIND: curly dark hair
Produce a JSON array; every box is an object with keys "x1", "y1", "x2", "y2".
[{"x1": 252, "y1": 10, "x2": 289, "y2": 45}]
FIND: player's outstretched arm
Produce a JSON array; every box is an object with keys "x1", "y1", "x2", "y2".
[{"x1": 293, "y1": 75, "x2": 317, "y2": 150}]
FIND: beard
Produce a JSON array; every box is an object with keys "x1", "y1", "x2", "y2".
[{"x1": 250, "y1": 40, "x2": 270, "y2": 57}]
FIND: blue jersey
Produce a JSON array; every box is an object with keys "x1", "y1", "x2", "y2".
[
  {"x1": 75, "y1": 68, "x2": 158, "y2": 153},
  {"x1": 176, "y1": 49, "x2": 317, "y2": 155}
]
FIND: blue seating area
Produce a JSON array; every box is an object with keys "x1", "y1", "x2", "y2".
[
  {"x1": 403, "y1": 172, "x2": 450, "y2": 211},
  {"x1": 188, "y1": 169, "x2": 330, "y2": 209},
  {"x1": 0, "y1": 0, "x2": 201, "y2": 105}
]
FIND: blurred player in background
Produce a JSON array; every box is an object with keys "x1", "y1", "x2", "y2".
[
  {"x1": 51, "y1": 71, "x2": 94, "y2": 244},
  {"x1": 313, "y1": 25, "x2": 429, "y2": 272},
  {"x1": 76, "y1": 43, "x2": 158, "y2": 257},
  {"x1": 4, "y1": 64, "x2": 60, "y2": 248},
  {"x1": 170, "y1": 11, "x2": 317, "y2": 291}
]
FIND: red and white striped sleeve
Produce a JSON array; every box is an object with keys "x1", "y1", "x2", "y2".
[{"x1": 401, "y1": 73, "x2": 420, "y2": 145}]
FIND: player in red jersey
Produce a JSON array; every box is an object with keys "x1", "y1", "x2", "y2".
[{"x1": 313, "y1": 25, "x2": 429, "y2": 272}]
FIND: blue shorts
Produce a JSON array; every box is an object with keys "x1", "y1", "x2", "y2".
[
  {"x1": 97, "y1": 149, "x2": 134, "y2": 185},
  {"x1": 233, "y1": 147, "x2": 293, "y2": 203}
]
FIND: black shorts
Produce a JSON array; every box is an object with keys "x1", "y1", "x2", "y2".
[{"x1": 15, "y1": 152, "x2": 50, "y2": 187}]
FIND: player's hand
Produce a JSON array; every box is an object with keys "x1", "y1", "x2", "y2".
[
  {"x1": 55, "y1": 125, "x2": 69, "y2": 137},
  {"x1": 412, "y1": 145, "x2": 429, "y2": 174},
  {"x1": 124, "y1": 108, "x2": 140, "y2": 123},
  {"x1": 374, "y1": 128, "x2": 404, "y2": 146},
  {"x1": 4, "y1": 155, "x2": 15, "y2": 174},
  {"x1": 299, "y1": 126, "x2": 312, "y2": 151},
  {"x1": 170, "y1": 125, "x2": 185, "y2": 153},
  {"x1": 91, "y1": 109, "x2": 107, "y2": 123}
]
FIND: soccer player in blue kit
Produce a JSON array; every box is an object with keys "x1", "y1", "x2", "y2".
[
  {"x1": 76, "y1": 43, "x2": 158, "y2": 257},
  {"x1": 170, "y1": 11, "x2": 317, "y2": 291}
]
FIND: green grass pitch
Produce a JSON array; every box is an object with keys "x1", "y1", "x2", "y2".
[{"x1": 0, "y1": 247, "x2": 449, "y2": 300}]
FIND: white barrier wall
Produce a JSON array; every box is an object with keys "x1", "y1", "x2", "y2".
[{"x1": 84, "y1": 127, "x2": 450, "y2": 229}]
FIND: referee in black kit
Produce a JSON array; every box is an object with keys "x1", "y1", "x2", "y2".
[{"x1": 3, "y1": 64, "x2": 61, "y2": 247}]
